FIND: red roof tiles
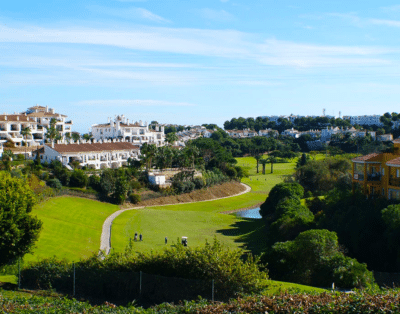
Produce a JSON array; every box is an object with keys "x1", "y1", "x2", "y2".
[{"x1": 49, "y1": 142, "x2": 140, "y2": 154}]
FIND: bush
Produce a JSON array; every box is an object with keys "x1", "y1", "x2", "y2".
[
  {"x1": 173, "y1": 181, "x2": 195, "y2": 194},
  {"x1": 129, "y1": 193, "x2": 141, "y2": 204},
  {"x1": 130, "y1": 180, "x2": 142, "y2": 190},
  {"x1": 88, "y1": 174, "x2": 101, "y2": 191},
  {"x1": 193, "y1": 177, "x2": 205, "y2": 189},
  {"x1": 22, "y1": 239, "x2": 268, "y2": 300},
  {"x1": 260, "y1": 182, "x2": 304, "y2": 219},
  {"x1": 47, "y1": 178, "x2": 62, "y2": 190},
  {"x1": 69, "y1": 169, "x2": 88, "y2": 188},
  {"x1": 263, "y1": 229, "x2": 375, "y2": 289},
  {"x1": 17, "y1": 154, "x2": 25, "y2": 161}
]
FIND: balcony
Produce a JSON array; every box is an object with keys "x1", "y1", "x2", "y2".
[
  {"x1": 353, "y1": 173, "x2": 364, "y2": 181},
  {"x1": 367, "y1": 173, "x2": 381, "y2": 181},
  {"x1": 389, "y1": 178, "x2": 400, "y2": 188}
]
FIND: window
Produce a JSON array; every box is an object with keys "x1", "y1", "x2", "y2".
[{"x1": 397, "y1": 169, "x2": 400, "y2": 178}]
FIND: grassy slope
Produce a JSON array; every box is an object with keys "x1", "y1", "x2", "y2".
[
  {"x1": 25, "y1": 197, "x2": 119, "y2": 262},
  {"x1": 111, "y1": 157, "x2": 297, "y2": 255}
]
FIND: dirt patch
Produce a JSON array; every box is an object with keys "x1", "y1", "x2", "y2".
[{"x1": 123, "y1": 181, "x2": 247, "y2": 207}]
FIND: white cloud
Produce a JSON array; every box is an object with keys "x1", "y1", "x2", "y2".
[
  {"x1": 88, "y1": 5, "x2": 170, "y2": 23},
  {"x1": 0, "y1": 24, "x2": 396, "y2": 69},
  {"x1": 380, "y1": 5, "x2": 400, "y2": 13},
  {"x1": 370, "y1": 18, "x2": 400, "y2": 27},
  {"x1": 74, "y1": 99, "x2": 196, "y2": 107},
  {"x1": 198, "y1": 8, "x2": 235, "y2": 22}
]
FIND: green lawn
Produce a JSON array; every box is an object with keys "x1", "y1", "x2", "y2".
[
  {"x1": 238, "y1": 157, "x2": 297, "y2": 193},
  {"x1": 25, "y1": 197, "x2": 119, "y2": 262},
  {"x1": 111, "y1": 157, "x2": 297, "y2": 255},
  {"x1": 24, "y1": 156, "x2": 297, "y2": 261}
]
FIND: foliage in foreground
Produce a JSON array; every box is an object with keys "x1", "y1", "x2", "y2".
[
  {"x1": 21, "y1": 239, "x2": 267, "y2": 302},
  {"x1": 3, "y1": 289, "x2": 400, "y2": 313},
  {"x1": 263, "y1": 229, "x2": 375, "y2": 289},
  {"x1": 0, "y1": 172, "x2": 42, "y2": 267}
]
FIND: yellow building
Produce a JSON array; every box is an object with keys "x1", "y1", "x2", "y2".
[{"x1": 352, "y1": 139, "x2": 400, "y2": 200}]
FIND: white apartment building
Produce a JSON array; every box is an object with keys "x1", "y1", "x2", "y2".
[
  {"x1": 91, "y1": 115, "x2": 165, "y2": 147},
  {"x1": 43, "y1": 139, "x2": 140, "y2": 170},
  {"x1": 0, "y1": 114, "x2": 39, "y2": 147},
  {"x1": 0, "y1": 105, "x2": 73, "y2": 149},
  {"x1": 225, "y1": 129, "x2": 258, "y2": 138},
  {"x1": 342, "y1": 115, "x2": 383, "y2": 126},
  {"x1": 281, "y1": 128, "x2": 301, "y2": 138},
  {"x1": 25, "y1": 105, "x2": 73, "y2": 140}
]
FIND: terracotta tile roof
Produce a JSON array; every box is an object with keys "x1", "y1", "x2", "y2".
[
  {"x1": 93, "y1": 123, "x2": 111, "y2": 128},
  {"x1": 352, "y1": 153, "x2": 380, "y2": 162},
  {"x1": 28, "y1": 105, "x2": 46, "y2": 110},
  {"x1": 49, "y1": 142, "x2": 140, "y2": 154},
  {"x1": 27, "y1": 112, "x2": 67, "y2": 118},
  {"x1": 387, "y1": 157, "x2": 400, "y2": 166},
  {"x1": 393, "y1": 138, "x2": 400, "y2": 144},
  {"x1": 121, "y1": 123, "x2": 141, "y2": 127},
  {"x1": 0, "y1": 115, "x2": 36, "y2": 122}
]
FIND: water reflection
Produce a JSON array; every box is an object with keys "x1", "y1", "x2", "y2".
[{"x1": 235, "y1": 207, "x2": 262, "y2": 219}]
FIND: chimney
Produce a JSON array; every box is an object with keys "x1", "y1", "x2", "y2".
[
  {"x1": 77, "y1": 140, "x2": 80, "y2": 145},
  {"x1": 127, "y1": 119, "x2": 129, "y2": 125},
  {"x1": 93, "y1": 139, "x2": 97, "y2": 143},
  {"x1": 5, "y1": 116, "x2": 7, "y2": 121}
]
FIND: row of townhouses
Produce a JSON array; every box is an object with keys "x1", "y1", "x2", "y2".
[
  {"x1": 91, "y1": 114, "x2": 165, "y2": 147},
  {"x1": 263, "y1": 114, "x2": 400, "y2": 128},
  {"x1": 43, "y1": 139, "x2": 140, "y2": 170}
]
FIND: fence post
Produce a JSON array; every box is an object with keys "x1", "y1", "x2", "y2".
[
  {"x1": 73, "y1": 262, "x2": 76, "y2": 296},
  {"x1": 18, "y1": 258, "x2": 21, "y2": 289},
  {"x1": 212, "y1": 279, "x2": 214, "y2": 302},
  {"x1": 140, "y1": 271, "x2": 142, "y2": 295}
]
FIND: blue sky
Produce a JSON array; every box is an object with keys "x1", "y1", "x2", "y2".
[{"x1": 2, "y1": 1, "x2": 400, "y2": 133}]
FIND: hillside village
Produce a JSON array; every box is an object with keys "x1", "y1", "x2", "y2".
[{"x1": 1, "y1": 106, "x2": 399, "y2": 163}]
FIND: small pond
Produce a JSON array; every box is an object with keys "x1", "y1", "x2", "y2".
[{"x1": 235, "y1": 207, "x2": 262, "y2": 219}]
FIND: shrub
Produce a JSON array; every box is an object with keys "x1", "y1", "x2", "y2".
[
  {"x1": 47, "y1": 178, "x2": 62, "y2": 190},
  {"x1": 193, "y1": 177, "x2": 205, "y2": 189},
  {"x1": 17, "y1": 154, "x2": 25, "y2": 161},
  {"x1": 129, "y1": 193, "x2": 141, "y2": 204},
  {"x1": 263, "y1": 229, "x2": 375, "y2": 289},
  {"x1": 22, "y1": 239, "x2": 268, "y2": 300},
  {"x1": 69, "y1": 169, "x2": 88, "y2": 188},
  {"x1": 88, "y1": 174, "x2": 101, "y2": 191}
]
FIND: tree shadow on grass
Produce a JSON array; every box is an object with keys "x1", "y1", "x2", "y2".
[{"x1": 217, "y1": 218, "x2": 267, "y2": 255}]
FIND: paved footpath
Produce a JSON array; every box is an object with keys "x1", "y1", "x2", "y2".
[{"x1": 99, "y1": 183, "x2": 251, "y2": 256}]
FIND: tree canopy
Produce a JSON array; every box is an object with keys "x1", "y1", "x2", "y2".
[{"x1": 0, "y1": 172, "x2": 42, "y2": 266}]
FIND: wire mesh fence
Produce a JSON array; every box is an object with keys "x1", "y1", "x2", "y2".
[{"x1": 19, "y1": 264, "x2": 221, "y2": 306}]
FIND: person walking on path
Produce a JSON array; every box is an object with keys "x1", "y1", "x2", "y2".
[
  {"x1": 134, "y1": 233, "x2": 138, "y2": 241},
  {"x1": 165, "y1": 237, "x2": 168, "y2": 244},
  {"x1": 139, "y1": 233, "x2": 142, "y2": 241}
]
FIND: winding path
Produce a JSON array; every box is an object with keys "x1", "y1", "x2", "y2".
[{"x1": 99, "y1": 183, "x2": 251, "y2": 255}]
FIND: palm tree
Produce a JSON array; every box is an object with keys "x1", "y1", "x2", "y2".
[
  {"x1": 259, "y1": 158, "x2": 268, "y2": 175},
  {"x1": 140, "y1": 143, "x2": 157, "y2": 171},
  {"x1": 21, "y1": 127, "x2": 31, "y2": 160},
  {"x1": 267, "y1": 156, "x2": 277, "y2": 173},
  {"x1": 1, "y1": 149, "x2": 13, "y2": 171},
  {"x1": 254, "y1": 154, "x2": 261, "y2": 174},
  {"x1": 166, "y1": 132, "x2": 178, "y2": 146},
  {"x1": 46, "y1": 118, "x2": 60, "y2": 145}
]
